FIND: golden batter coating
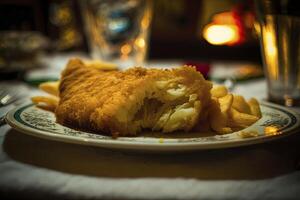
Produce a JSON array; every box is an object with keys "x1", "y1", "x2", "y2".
[{"x1": 55, "y1": 58, "x2": 212, "y2": 136}]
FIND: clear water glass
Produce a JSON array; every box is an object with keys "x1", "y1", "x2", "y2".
[
  {"x1": 255, "y1": 0, "x2": 300, "y2": 106},
  {"x1": 80, "y1": 0, "x2": 152, "y2": 67}
]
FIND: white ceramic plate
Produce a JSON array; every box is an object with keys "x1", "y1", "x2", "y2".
[{"x1": 5, "y1": 102, "x2": 300, "y2": 152}]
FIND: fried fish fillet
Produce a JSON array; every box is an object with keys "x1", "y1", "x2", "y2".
[{"x1": 55, "y1": 59, "x2": 212, "y2": 136}]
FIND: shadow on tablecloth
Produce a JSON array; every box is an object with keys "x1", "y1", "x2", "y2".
[{"x1": 3, "y1": 129, "x2": 300, "y2": 180}]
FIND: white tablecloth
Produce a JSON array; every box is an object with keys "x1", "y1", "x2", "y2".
[
  {"x1": 1, "y1": 56, "x2": 300, "y2": 199},
  {"x1": 1, "y1": 121, "x2": 300, "y2": 199}
]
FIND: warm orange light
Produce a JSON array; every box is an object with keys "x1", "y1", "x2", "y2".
[
  {"x1": 264, "y1": 126, "x2": 281, "y2": 136},
  {"x1": 141, "y1": 2, "x2": 152, "y2": 30},
  {"x1": 264, "y1": 30, "x2": 277, "y2": 57},
  {"x1": 212, "y1": 11, "x2": 235, "y2": 25},
  {"x1": 120, "y1": 44, "x2": 132, "y2": 60},
  {"x1": 135, "y1": 38, "x2": 146, "y2": 48},
  {"x1": 141, "y1": 15, "x2": 151, "y2": 30},
  {"x1": 261, "y1": 16, "x2": 279, "y2": 80},
  {"x1": 121, "y1": 44, "x2": 132, "y2": 55},
  {"x1": 58, "y1": 28, "x2": 80, "y2": 50},
  {"x1": 203, "y1": 24, "x2": 239, "y2": 45}
]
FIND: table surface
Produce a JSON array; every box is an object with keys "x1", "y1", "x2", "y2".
[{"x1": 1, "y1": 55, "x2": 300, "y2": 200}]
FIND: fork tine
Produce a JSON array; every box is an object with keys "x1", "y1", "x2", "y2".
[
  {"x1": 0, "y1": 90, "x2": 20, "y2": 107},
  {"x1": 0, "y1": 94, "x2": 12, "y2": 104},
  {"x1": 5, "y1": 94, "x2": 19, "y2": 105}
]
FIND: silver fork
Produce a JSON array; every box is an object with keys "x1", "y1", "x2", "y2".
[
  {"x1": 0, "y1": 90, "x2": 21, "y2": 126},
  {"x1": 0, "y1": 90, "x2": 17, "y2": 107}
]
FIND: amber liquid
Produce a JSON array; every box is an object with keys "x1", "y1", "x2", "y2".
[{"x1": 258, "y1": 14, "x2": 300, "y2": 106}]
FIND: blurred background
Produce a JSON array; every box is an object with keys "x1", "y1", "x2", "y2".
[{"x1": 0, "y1": 0, "x2": 263, "y2": 82}]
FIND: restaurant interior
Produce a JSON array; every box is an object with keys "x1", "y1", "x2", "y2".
[{"x1": 0, "y1": 0, "x2": 300, "y2": 199}]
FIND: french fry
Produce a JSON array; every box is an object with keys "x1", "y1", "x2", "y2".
[
  {"x1": 232, "y1": 95, "x2": 251, "y2": 114},
  {"x1": 39, "y1": 81, "x2": 60, "y2": 97},
  {"x1": 31, "y1": 96, "x2": 59, "y2": 111},
  {"x1": 208, "y1": 98, "x2": 232, "y2": 134},
  {"x1": 238, "y1": 130, "x2": 259, "y2": 138},
  {"x1": 228, "y1": 108, "x2": 259, "y2": 128},
  {"x1": 218, "y1": 127, "x2": 233, "y2": 134},
  {"x1": 248, "y1": 98, "x2": 262, "y2": 118},
  {"x1": 211, "y1": 85, "x2": 228, "y2": 98},
  {"x1": 218, "y1": 94, "x2": 233, "y2": 113},
  {"x1": 84, "y1": 60, "x2": 118, "y2": 71}
]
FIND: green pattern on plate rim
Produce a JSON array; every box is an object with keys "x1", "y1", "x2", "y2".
[{"x1": 8, "y1": 103, "x2": 299, "y2": 146}]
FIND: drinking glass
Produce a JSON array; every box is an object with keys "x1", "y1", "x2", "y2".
[
  {"x1": 255, "y1": 0, "x2": 300, "y2": 106},
  {"x1": 80, "y1": 0, "x2": 152, "y2": 67}
]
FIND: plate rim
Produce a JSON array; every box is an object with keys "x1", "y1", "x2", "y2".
[{"x1": 5, "y1": 102, "x2": 300, "y2": 152}]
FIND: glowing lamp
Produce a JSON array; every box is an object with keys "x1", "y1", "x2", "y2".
[{"x1": 203, "y1": 24, "x2": 239, "y2": 45}]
